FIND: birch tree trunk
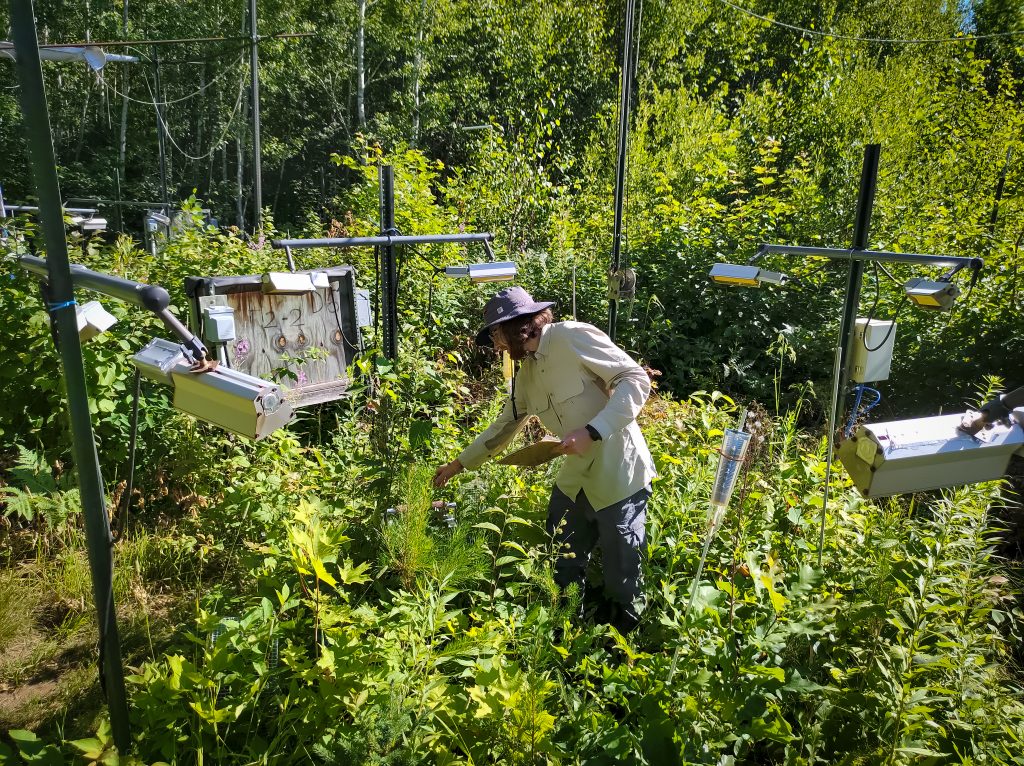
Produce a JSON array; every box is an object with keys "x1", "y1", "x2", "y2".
[
  {"x1": 412, "y1": 25, "x2": 423, "y2": 146},
  {"x1": 117, "y1": 0, "x2": 129, "y2": 187},
  {"x1": 357, "y1": 0, "x2": 367, "y2": 128}
]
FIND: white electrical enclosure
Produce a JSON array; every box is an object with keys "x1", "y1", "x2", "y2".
[
  {"x1": 202, "y1": 304, "x2": 236, "y2": 342},
  {"x1": 838, "y1": 410, "x2": 1024, "y2": 498},
  {"x1": 850, "y1": 318, "x2": 896, "y2": 383}
]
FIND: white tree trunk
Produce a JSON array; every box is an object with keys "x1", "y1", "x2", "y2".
[{"x1": 357, "y1": 0, "x2": 367, "y2": 128}]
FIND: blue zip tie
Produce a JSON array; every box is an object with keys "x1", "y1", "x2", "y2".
[{"x1": 47, "y1": 299, "x2": 77, "y2": 313}]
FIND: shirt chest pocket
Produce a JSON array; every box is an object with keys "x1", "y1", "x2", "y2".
[
  {"x1": 535, "y1": 373, "x2": 585, "y2": 424},
  {"x1": 551, "y1": 374, "x2": 585, "y2": 405}
]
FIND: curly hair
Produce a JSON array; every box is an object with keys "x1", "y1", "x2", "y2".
[{"x1": 491, "y1": 308, "x2": 554, "y2": 358}]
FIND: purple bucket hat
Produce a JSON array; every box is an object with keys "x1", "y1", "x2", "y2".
[{"x1": 475, "y1": 286, "x2": 555, "y2": 347}]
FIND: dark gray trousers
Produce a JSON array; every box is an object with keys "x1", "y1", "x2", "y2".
[{"x1": 545, "y1": 483, "x2": 651, "y2": 633}]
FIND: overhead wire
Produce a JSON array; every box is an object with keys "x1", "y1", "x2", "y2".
[
  {"x1": 713, "y1": 0, "x2": 1024, "y2": 44},
  {"x1": 95, "y1": 51, "x2": 246, "y2": 107},
  {"x1": 133, "y1": 46, "x2": 250, "y2": 162}
]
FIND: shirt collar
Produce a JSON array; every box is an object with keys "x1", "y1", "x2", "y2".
[{"x1": 531, "y1": 322, "x2": 554, "y2": 359}]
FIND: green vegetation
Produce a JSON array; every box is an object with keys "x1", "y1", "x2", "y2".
[{"x1": 2, "y1": 0, "x2": 1024, "y2": 763}]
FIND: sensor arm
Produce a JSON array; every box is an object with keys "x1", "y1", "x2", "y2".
[{"x1": 19, "y1": 254, "x2": 210, "y2": 364}]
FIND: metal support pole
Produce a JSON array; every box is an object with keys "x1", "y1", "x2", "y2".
[
  {"x1": 9, "y1": 0, "x2": 131, "y2": 750},
  {"x1": 818, "y1": 144, "x2": 879, "y2": 567},
  {"x1": 756, "y1": 244, "x2": 978, "y2": 269},
  {"x1": 608, "y1": 0, "x2": 637, "y2": 342},
  {"x1": 379, "y1": 165, "x2": 398, "y2": 360},
  {"x1": 249, "y1": 0, "x2": 262, "y2": 229},
  {"x1": 838, "y1": 144, "x2": 880, "y2": 403},
  {"x1": 20, "y1": 254, "x2": 209, "y2": 363},
  {"x1": 153, "y1": 53, "x2": 169, "y2": 207}
]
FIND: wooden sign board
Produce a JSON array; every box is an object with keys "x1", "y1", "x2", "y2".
[{"x1": 185, "y1": 267, "x2": 362, "y2": 407}]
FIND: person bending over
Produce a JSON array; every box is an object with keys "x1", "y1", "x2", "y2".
[{"x1": 433, "y1": 286, "x2": 656, "y2": 633}]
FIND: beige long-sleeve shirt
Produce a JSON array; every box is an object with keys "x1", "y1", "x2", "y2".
[{"x1": 457, "y1": 321, "x2": 656, "y2": 510}]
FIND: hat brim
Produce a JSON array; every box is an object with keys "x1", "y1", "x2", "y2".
[{"x1": 475, "y1": 301, "x2": 556, "y2": 347}]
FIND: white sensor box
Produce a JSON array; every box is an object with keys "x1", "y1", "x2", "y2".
[{"x1": 850, "y1": 318, "x2": 896, "y2": 383}]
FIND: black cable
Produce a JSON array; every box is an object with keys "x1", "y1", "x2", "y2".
[
  {"x1": 407, "y1": 242, "x2": 443, "y2": 272},
  {"x1": 862, "y1": 261, "x2": 883, "y2": 327},
  {"x1": 328, "y1": 284, "x2": 355, "y2": 352},
  {"x1": 98, "y1": 367, "x2": 143, "y2": 693},
  {"x1": 848, "y1": 261, "x2": 903, "y2": 353},
  {"x1": 864, "y1": 294, "x2": 908, "y2": 352},
  {"x1": 876, "y1": 261, "x2": 902, "y2": 285}
]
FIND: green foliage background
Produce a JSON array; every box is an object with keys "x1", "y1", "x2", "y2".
[
  {"x1": 1, "y1": 0, "x2": 1022, "y2": 406},
  {"x1": 2, "y1": 0, "x2": 1024, "y2": 763}
]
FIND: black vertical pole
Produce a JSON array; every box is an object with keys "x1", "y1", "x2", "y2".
[
  {"x1": 817, "y1": 143, "x2": 879, "y2": 567},
  {"x1": 113, "y1": 168, "x2": 124, "y2": 232},
  {"x1": 9, "y1": 0, "x2": 131, "y2": 751},
  {"x1": 837, "y1": 144, "x2": 880, "y2": 403},
  {"x1": 379, "y1": 164, "x2": 398, "y2": 360},
  {"x1": 608, "y1": 0, "x2": 637, "y2": 342},
  {"x1": 249, "y1": 0, "x2": 263, "y2": 229},
  {"x1": 153, "y1": 53, "x2": 169, "y2": 208}
]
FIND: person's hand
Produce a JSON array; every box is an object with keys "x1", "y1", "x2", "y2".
[
  {"x1": 433, "y1": 459, "x2": 464, "y2": 487},
  {"x1": 558, "y1": 428, "x2": 594, "y2": 457}
]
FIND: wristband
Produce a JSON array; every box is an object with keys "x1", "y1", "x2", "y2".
[{"x1": 584, "y1": 424, "x2": 602, "y2": 441}]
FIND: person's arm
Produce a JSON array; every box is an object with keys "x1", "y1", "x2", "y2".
[
  {"x1": 435, "y1": 387, "x2": 530, "y2": 487},
  {"x1": 568, "y1": 323, "x2": 651, "y2": 440},
  {"x1": 456, "y1": 394, "x2": 530, "y2": 470}
]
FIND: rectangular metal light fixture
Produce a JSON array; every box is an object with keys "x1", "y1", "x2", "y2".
[
  {"x1": 70, "y1": 215, "x2": 107, "y2": 232},
  {"x1": 444, "y1": 260, "x2": 517, "y2": 283},
  {"x1": 903, "y1": 277, "x2": 959, "y2": 311},
  {"x1": 709, "y1": 263, "x2": 788, "y2": 287},
  {"x1": 838, "y1": 411, "x2": 1024, "y2": 497},
  {"x1": 132, "y1": 337, "x2": 294, "y2": 439}
]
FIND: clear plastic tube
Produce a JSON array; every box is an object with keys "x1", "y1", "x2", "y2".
[{"x1": 710, "y1": 428, "x2": 752, "y2": 508}]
